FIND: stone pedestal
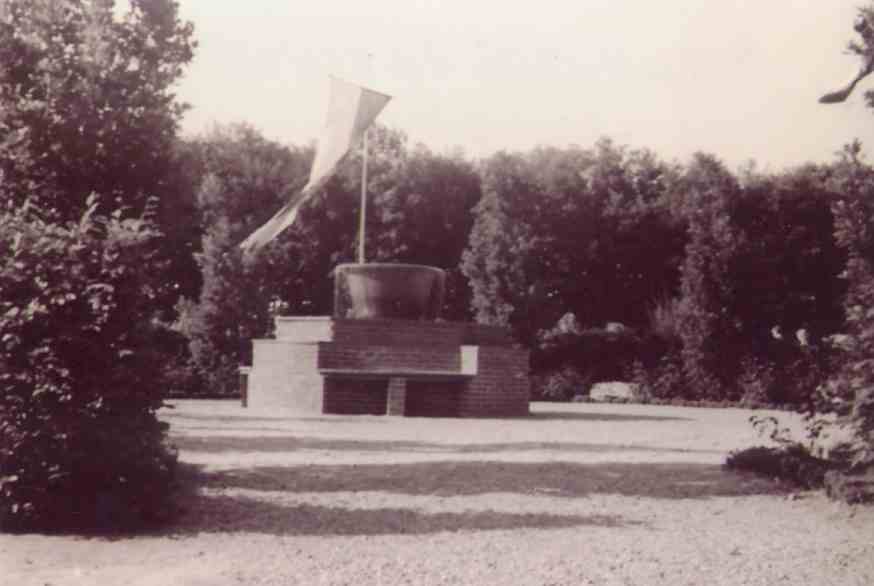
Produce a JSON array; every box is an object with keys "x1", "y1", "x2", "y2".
[{"x1": 246, "y1": 316, "x2": 530, "y2": 417}]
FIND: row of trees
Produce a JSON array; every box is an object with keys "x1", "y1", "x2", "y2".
[{"x1": 458, "y1": 145, "x2": 847, "y2": 402}]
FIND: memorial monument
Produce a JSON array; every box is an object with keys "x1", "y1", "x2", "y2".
[{"x1": 238, "y1": 77, "x2": 529, "y2": 416}]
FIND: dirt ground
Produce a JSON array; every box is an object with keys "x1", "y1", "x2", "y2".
[{"x1": 2, "y1": 400, "x2": 873, "y2": 585}]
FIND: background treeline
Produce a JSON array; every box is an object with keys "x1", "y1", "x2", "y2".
[{"x1": 172, "y1": 127, "x2": 859, "y2": 412}]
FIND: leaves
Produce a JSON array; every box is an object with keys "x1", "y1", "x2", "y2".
[
  {"x1": 818, "y1": 142, "x2": 874, "y2": 470},
  {"x1": 0, "y1": 0, "x2": 198, "y2": 311},
  {"x1": 462, "y1": 141, "x2": 685, "y2": 347},
  {"x1": 0, "y1": 0, "x2": 190, "y2": 531}
]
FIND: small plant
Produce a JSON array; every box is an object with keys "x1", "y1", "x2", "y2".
[
  {"x1": 738, "y1": 358, "x2": 776, "y2": 408},
  {"x1": 539, "y1": 367, "x2": 590, "y2": 402},
  {"x1": 630, "y1": 352, "x2": 687, "y2": 401},
  {"x1": 749, "y1": 415, "x2": 795, "y2": 446}
]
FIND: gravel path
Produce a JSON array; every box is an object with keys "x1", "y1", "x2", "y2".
[{"x1": 2, "y1": 401, "x2": 872, "y2": 585}]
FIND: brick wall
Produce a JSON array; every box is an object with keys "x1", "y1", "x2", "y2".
[
  {"x1": 406, "y1": 381, "x2": 462, "y2": 417},
  {"x1": 329, "y1": 319, "x2": 514, "y2": 347},
  {"x1": 248, "y1": 316, "x2": 529, "y2": 417},
  {"x1": 318, "y1": 343, "x2": 460, "y2": 372},
  {"x1": 323, "y1": 378, "x2": 387, "y2": 415},
  {"x1": 332, "y1": 319, "x2": 464, "y2": 347},
  {"x1": 458, "y1": 346, "x2": 530, "y2": 417}
]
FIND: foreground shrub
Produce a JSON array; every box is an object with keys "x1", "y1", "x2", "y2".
[
  {"x1": 725, "y1": 445, "x2": 834, "y2": 490},
  {"x1": 0, "y1": 199, "x2": 177, "y2": 532}
]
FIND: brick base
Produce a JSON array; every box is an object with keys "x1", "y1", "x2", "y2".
[
  {"x1": 323, "y1": 378, "x2": 387, "y2": 415},
  {"x1": 247, "y1": 316, "x2": 530, "y2": 417}
]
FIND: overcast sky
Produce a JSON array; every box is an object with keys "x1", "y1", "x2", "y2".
[{"x1": 171, "y1": 0, "x2": 874, "y2": 170}]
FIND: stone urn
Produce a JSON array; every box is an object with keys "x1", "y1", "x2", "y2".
[{"x1": 333, "y1": 263, "x2": 445, "y2": 320}]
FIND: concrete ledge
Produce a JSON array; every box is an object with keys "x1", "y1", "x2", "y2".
[
  {"x1": 274, "y1": 316, "x2": 334, "y2": 342},
  {"x1": 272, "y1": 315, "x2": 514, "y2": 346}
]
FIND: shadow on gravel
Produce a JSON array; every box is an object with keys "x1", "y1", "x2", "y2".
[
  {"x1": 528, "y1": 411, "x2": 690, "y2": 422},
  {"x1": 164, "y1": 413, "x2": 283, "y2": 424},
  {"x1": 164, "y1": 464, "x2": 637, "y2": 537},
  {"x1": 201, "y1": 461, "x2": 783, "y2": 500},
  {"x1": 155, "y1": 456, "x2": 784, "y2": 537},
  {"x1": 174, "y1": 497, "x2": 632, "y2": 537},
  {"x1": 173, "y1": 435, "x2": 721, "y2": 456}
]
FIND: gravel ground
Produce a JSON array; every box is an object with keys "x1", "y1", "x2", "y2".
[{"x1": 2, "y1": 400, "x2": 873, "y2": 585}]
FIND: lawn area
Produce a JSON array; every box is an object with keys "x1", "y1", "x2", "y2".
[{"x1": 2, "y1": 400, "x2": 872, "y2": 585}]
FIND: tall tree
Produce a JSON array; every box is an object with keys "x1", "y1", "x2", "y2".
[
  {"x1": 674, "y1": 153, "x2": 748, "y2": 398},
  {"x1": 674, "y1": 154, "x2": 845, "y2": 402},
  {"x1": 0, "y1": 0, "x2": 198, "y2": 309},
  {"x1": 372, "y1": 144, "x2": 482, "y2": 320},
  {"x1": 461, "y1": 150, "x2": 542, "y2": 344},
  {"x1": 819, "y1": 142, "x2": 874, "y2": 468},
  {"x1": 462, "y1": 140, "x2": 685, "y2": 346},
  {"x1": 183, "y1": 124, "x2": 312, "y2": 395}
]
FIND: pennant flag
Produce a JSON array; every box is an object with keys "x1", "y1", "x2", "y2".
[{"x1": 240, "y1": 77, "x2": 392, "y2": 253}]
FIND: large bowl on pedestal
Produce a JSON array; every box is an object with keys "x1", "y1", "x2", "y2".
[{"x1": 333, "y1": 263, "x2": 445, "y2": 320}]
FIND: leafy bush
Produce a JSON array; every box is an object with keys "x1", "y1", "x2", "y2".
[
  {"x1": 630, "y1": 351, "x2": 686, "y2": 401},
  {"x1": 532, "y1": 367, "x2": 591, "y2": 401},
  {"x1": 0, "y1": 199, "x2": 177, "y2": 532},
  {"x1": 674, "y1": 158, "x2": 844, "y2": 403},
  {"x1": 725, "y1": 444, "x2": 833, "y2": 489},
  {"x1": 812, "y1": 146, "x2": 874, "y2": 473},
  {"x1": 533, "y1": 320, "x2": 653, "y2": 388},
  {"x1": 737, "y1": 358, "x2": 777, "y2": 408},
  {"x1": 461, "y1": 142, "x2": 687, "y2": 349}
]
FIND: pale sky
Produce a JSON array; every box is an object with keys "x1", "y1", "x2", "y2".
[{"x1": 170, "y1": 0, "x2": 874, "y2": 170}]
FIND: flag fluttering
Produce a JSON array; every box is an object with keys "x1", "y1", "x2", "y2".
[{"x1": 240, "y1": 77, "x2": 391, "y2": 253}]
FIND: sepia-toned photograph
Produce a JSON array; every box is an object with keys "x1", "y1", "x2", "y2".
[{"x1": 1, "y1": 1, "x2": 873, "y2": 584}]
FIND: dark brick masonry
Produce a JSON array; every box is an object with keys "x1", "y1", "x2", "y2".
[{"x1": 246, "y1": 317, "x2": 530, "y2": 417}]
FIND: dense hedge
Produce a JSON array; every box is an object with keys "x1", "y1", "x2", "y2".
[
  {"x1": 813, "y1": 149, "x2": 874, "y2": 472},
  {"x1": 0, "y1": 199, "x2": 177, "y2": 531}
]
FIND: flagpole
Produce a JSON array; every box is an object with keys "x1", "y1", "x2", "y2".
[{"x1": 358, "y1": 128, "x2": 368, "y2": 264}]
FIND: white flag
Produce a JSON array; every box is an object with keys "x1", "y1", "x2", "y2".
[{"x1": 240, "y1": 77, "x2": 391, "y2": 253}]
